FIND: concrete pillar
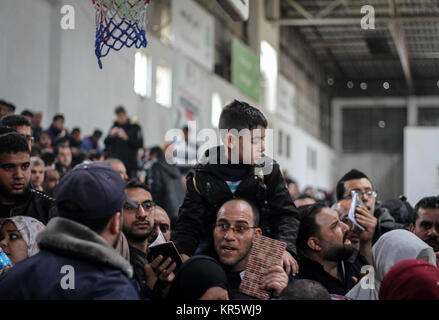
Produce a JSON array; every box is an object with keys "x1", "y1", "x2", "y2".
[{"x1": 407, "y1": 95, "x2": 418, "y2": 126}]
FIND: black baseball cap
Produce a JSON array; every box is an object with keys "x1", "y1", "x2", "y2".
[{"x1": 54, "y1": 162, "x2": 137, "y2": 220}]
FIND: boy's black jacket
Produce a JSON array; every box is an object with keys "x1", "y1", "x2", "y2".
[{"x1": 172, "y1": 146, "x2": 300, "y2": 257}]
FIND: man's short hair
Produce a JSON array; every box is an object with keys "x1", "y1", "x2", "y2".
[
  {"x1": 105, "y1": 158, "x2": 123, "y2": 165},
  {"x1": 41, "y1": 152, "x2": 56, "y2": 166},
  {"x1": 21, "y1": 110, "x2": 34, "y2": 118},
  {"x1": 149, "y1": 146, "x2": 164, "y2": 159},
  {"x1": 294, "y1": 194, "x2": 315, "y2": 201},
  {"x1": 125, "y1": 179, "x2": 151, "y2": 193},
  {"x1": 0, "y1": 132, "x2": 30, "y2": 155},
  {"x1": 413, "y1": 196, "x2": 439, "y2": 225},
  {"x1": 218, "y1": 100, "x2": 268, "y2": 132},
  {"x1": 296, "y1": 203, "x2": 327, "y2": 253},
  {"x1": 0, "y1": 114, "x2": 31, "y2": 128},
  {"x1": 0, "y1": 126, "x2": 15, "y2": 135},
  {"x1": 336, "y1": 169, "x2": 370, "y2": 201},
  {"x1": 71, "y1": 127, "x2": 81, "y2": 134},
  {"x1": 279, "y1": 279, "x2": 331, "y2": 300},
  {"x1": 30, "y1": 156, "x2": 45, "y2": 167},
  {"x1": 1, "y1": 101, "x2": 16, "y2": 112},
  {"x1": 54, "y1": 143, "x2": 70, "y2": 156},
  {"x1": 115, "y1": 106, "x2": 126, "y2": 115},
  {"x1": 93, "y1": 129, "x2": 103, "y2": 138},
  {"x1": 53, "y1": 113, "x2": 64, "y2": 122},
  {"x1": 217, "y1": 198, "x2": 260, "y2": 227}
]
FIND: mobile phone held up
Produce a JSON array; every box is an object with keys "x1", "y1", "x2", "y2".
[
  {"x1": 146, "y1": 241, "x2": 183, "y2": 270},
  {"x1": 348, "y1": 190, "x2": 366, "y2": 231}
]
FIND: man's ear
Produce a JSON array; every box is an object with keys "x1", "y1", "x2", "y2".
[
  {"x1": 255, "y1": 228, "x2": 262, "y2": 236},
  {"x1": 109, "y1": 212, "x2": 121, "y2": 235},
  {"x1": 409, "y1": 223, "x2": 415, "y2": 233},
  {"x1": 307, "y1": 237, "x2": 321, "y2": 251}
]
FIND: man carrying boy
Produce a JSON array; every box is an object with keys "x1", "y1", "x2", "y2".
[{"x1": 172, "y1": 100, "x2": 300, "y2": 275}]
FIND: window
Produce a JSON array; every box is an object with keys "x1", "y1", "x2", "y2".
[
  {"x1": 260, "y1": 40, "x2": 278, "y2": 113},
  {"x1": 278, "y1": 130, "x2": 283, "y2": 156},
  {"x1": 307, "y1": 146, "x2": 317, "y2": 170},
  {"x1": 286, "y1": 134, "x2": 291, "y2": 158},
  {"x1": 134, "y1": 51, "x2": 151, "y2": 97},
  {"x1": 211, "y1": 92, "x2": 223, "y2": 128},
  {"x1": 342, "y1": 107, "x2": 406, "y2": 153},
  {"x1": 155, "y1": 61, "x2": 172, "y2": 107}
]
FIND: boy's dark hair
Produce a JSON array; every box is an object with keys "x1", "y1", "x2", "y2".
[
  {"x1": 218, "y1": 100, "x2": 268, "y2": 132},
  {"x1": 279, "y1": 279, "x2": 331, "y2": 300},
  {"x1": 125, "y1": 179, "x2": 151, "y2": 193},
  {"x1": 53, "y1": 114, "x2": 64, "y2": 122},
  {"x1": 413, "y1": 196, "x2": 439, "y2": 225},
  {"x1": 285, "y1": 178, "x2": 298, "y2": 186},
  {"x1": 21, "y1": 110, "x2": 34, "y2": 118},
  {"x1": 71, "y1": 127, "x2": 81, "y2": 134},
  {"x1": 0, "y1": 132, "x2": 30, "y2": 155},
  {"x1": 57, "y1": 200, "x2": 116, "y2": 234},
  {"x1": 0, "y1": 114, "x2": 31, "y2": 128},
  {"x1": 296, "y1": 203, "x2": 327, "y2": 253},
  {"x1": 336, "y1": 169, "x2": 370, "y2": 201}
]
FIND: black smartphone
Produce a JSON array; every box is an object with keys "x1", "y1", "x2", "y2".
[{"x1": 147, "y1": 241, "x2": 183, "y2": 269}]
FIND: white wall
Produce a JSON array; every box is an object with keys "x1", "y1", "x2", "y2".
[
  {"x1": 274, "y1": 116, "x2": 336, "y2": 191},
  {"x1": 404, "y1": 127, "x2": 439, "y2": 205},
  {"x1": 0, "y1": 0, "x2": 336, "y2": 188}
]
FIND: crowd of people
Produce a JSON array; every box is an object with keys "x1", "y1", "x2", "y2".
[{"x1": 0, "y1": 98, "x2": 438, "y2": 300}]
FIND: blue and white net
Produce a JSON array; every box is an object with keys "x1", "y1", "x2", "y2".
[{"x1": 92, "y1": 0, "x2": 150, "y2": 69}]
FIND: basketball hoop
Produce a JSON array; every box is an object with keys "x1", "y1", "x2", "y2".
[{"x1": 92, "y1": 0, "x2": 150, "y2": 69}]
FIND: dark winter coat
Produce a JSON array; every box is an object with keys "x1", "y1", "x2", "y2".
[
  {"x1": 144, "y1": 158, "x2": 185, "y2": 226},
  {"x1": 104, "y1": 120, "x2": 143, "y2": 171},
  {"x1": 172, "y1": 147, "x2": 300, "y2": 256},
  {"x1": 0, "y1": 188, "x2": 56, "y2": 225},
  {"x1": 0, "y1": 217, "x2": 139, "y2": 300}
]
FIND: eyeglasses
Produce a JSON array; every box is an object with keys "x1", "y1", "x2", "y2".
[
  {"x1": 123, "y1": 200, "x2": 155, "y2": 212},
  {"x1": 154, "y1": 223, "x2": 170, "y2": 233},
  {"x1": 23, "y1": 135, "x2": 34, "y2": 143},
  {"x1": 344, "y1": 190, "x2": 377, "y2": 200},
  {"x1": 215, "y1": 223, "x2": 258, "y2": 235}
]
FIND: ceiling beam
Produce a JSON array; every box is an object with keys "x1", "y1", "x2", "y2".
[
  {"x1": 275, "y1": 16, "x2": 439, "y2": 26},
  {"x1": 285, "y1": 0, "x2": 313, "y2": 20},
  {"x1": 424, "y1": 0, "x2": 439, "y2": 15},
  {"x1": 388, "y1": 0, "x2": 414, "y2": 94},
  {"x1": 315, "y1": 0, "x2": 345, "y2": 18}
]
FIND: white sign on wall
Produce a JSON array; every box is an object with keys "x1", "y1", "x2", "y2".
[
  {"x1": 173, "y1": 53, "x2": 209, "y2": 126},
  {"x1": 277, "y1": 74, "x2": 296, "y2": 124},
  {"x1": 172, "y1": 0, "x2": 214, "y2": 72}
]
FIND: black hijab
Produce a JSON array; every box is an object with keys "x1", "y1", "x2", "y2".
[{"x1": 168, "y1": 255, "x2": 230, "y2": 300}]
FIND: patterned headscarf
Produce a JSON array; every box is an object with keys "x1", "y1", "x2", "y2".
[{"x1": 2, "y1": 216, "x2": 45, "y2": 257}]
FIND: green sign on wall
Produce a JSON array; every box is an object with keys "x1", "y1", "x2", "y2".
[{"x1": 231, "y1": 38, "x2": 260, "y2": 101}]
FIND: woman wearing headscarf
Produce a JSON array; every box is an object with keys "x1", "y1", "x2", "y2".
[
  {"x1": 0, "y1": 216, "x2": 45, "y2": 267},
  {"x1": 379, "y1": 259, "x2": 439, "y2": 300},
  {"x1": 168, "y1": 255, "x2": 230, "y2": 300},
  {"x1": 346, "y1": 229, "x2": 437, "y2": 300}
]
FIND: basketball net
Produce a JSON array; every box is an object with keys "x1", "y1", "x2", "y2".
[{"x1": 92, "y1": 0, "x2": 150, "y2": 69}]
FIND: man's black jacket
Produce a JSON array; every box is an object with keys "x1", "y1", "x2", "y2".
[
  {"x1": 0, "y1": 188, "x2": 56, "y2": 224},
  {"x1": 172, "y1": 147, "x2": 300, "y2": 256},
  {"x1": 104, "y1": 119, "x2": 143, "y2": 171}
]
